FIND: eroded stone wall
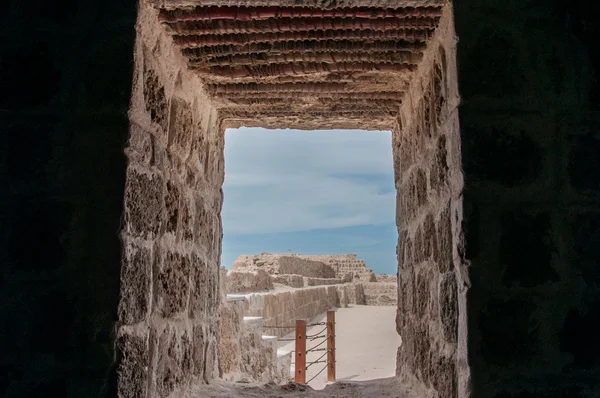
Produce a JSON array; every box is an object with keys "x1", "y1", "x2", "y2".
[
  {"x1": 393, "y1": 4, "x2": 466, "y2": 398},
  {"x1": 116, "y1": 3, "x2": 224, "y2": 397},
  {"x1": 363, "y1": 282, "x2": 398, "y2": 306},
  {"x1": 244, "y1": 284, "x2": 366, "y2": 338}
]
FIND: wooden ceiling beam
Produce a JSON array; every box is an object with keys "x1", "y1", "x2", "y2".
[
  {"x1": 158, "y1": 6, "x2": 443, "y2": 23},
  {"x1": 192, "y1": 61, "x2": 417, "y2": 78},
  {"x1": 181, "y1": 40, "x2": 426, "y2": 58},
  {"x1": 173, "y1": 29, "x2": 432, "y2": 47},
  {"x1": 165, "y1": 17, "x2": 439, "y2": 36}
]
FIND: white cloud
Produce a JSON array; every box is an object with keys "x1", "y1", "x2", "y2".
[{"x1": 223, "y1": 128, "x2": 396, "y2": 235}]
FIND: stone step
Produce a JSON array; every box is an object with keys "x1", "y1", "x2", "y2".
[
  {"x1": 276, "y1": 348, "x2": 294, "y2": 380},
  {"x1": 242, "y1": 316, "x2": 265, "y2": 337},
  {"x1": 226, "y1": 293, "x2": 247, "y2": 302}
]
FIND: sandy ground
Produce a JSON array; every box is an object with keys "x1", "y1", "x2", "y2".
[{"x1": 277, "y1": 305, "x2": 401, "y2": 390}]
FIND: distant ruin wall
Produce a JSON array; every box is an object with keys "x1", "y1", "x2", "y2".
[
  {"x1": 233, "y1": 253, "x2": 378, "y2": 280},
  {"x1": 244, "y1": 284, "x2": 366, "y2": 338},
  {"x1": 233, "y1": 254, "x2": 335, "y2": 278},
  {"x1": 363, "y1": 282, "x2": 398, "y2": 306}
]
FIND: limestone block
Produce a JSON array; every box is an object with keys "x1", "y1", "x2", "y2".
[
  {"x1": 164, "y1": 180, "x2": 181, "y2": 234},
  {"x1": 440, "y1": 274, "x2": 458, "y2": 344},
  {"x1": 154, "y1": 250, "x2": 190, "y2": 318},
  {"x1": 225, "y1": 269, "x2": 274, "y2": 293},
  {"x1": 271, "y1": 274, "x2": 304, "y2": 288},
  {"x1": 117, "y1": 333, "x2": 149, "y2": 398},
  {"x1": 143, "y1": 65, "x2": 168, "y2": 133},
  {"x1": 118, "y1": 242, "x2": 151, "y2": 325},
  {"x1": 153, "y1": 325, "x2": 193, "y2": 397},
  {"x1": 123, "y1": 168, "x2": 163, "y2": 239}
]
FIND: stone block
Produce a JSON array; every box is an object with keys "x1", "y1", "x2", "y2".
[
  {"x1": 415, "y1": 269, "x2": 432, "y2": 319},
  {"x1": 123, "y1": 168, "x2": 163, "y2": 239},
  {"x1": 430, "y1": 353, "x2": 457, "y2": 398},
  {"x1": 117, "y1": 333, "x2": 149, "y2": 398},
  {"x1": 127, "y1": 124, "x2": 154, "y2": 166},
  {"x1": 439, "y1": 273, "x2": 458, "y2": 344},
  {"x1": 189, "y1": 253, "x2": 209, "y2": 318},
  {"x1": 430, "y1": 134, "x2": 449, "y2": 191},
  {"x1": 435, "y1": 202, "x2": 453, "y2": 273},
  {"x1": 168, "y1": 97, "x2": 193, "y2": 156},
  {"x1": 143, "y1": 64, "x2": 168, "y2": 133},
  {"x1": 154, "y1": 250, "x2": 190, "y2": 318},
  {"x1": 153, "y1": 326, "x2": 192, "y2": 397},
  {"x1": 118, "y1": 242, "x2": 151, "y2": 325},
  {"x1": 225, "y1": 269, "x2": 273, "y2": 293},
  {"x1": 164, "y1": 181, "x2": 181, "y2": 235}
]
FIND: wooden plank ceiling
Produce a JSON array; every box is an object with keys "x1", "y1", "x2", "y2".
[{"x1": 153, "y1": 0, "x2": 446, "y2": 128}]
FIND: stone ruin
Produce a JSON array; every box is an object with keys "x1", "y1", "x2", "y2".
[
  {"x1": 232, "y1": 253, "x2": 383, "y2": 282},
  {"x1": 219, "y1": 253, "x2": 398, "y2": 384}
]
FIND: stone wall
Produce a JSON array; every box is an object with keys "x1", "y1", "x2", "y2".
[
  {"x1": 244, "y1": 284, "x2": 366, "y2": 338},
  {"x1": 0, "y1": 0, "x2": 137, "y2": 396},
  {"x1": 233, "y1": 253, "x2": 335, "y2": 278},
  {"x1": 116, "y1": 3, "x2": 224, "y2": 398},
  {"x1": 224, "y1": 269, "x2": 273, "y2": 294},
  {"x1": 393, "y1": 5, "x2": 467, "y2": 398},
  {"x1": 375, "y1": 274, "x2": 398, "y2": 283},
  {"x1": 234, "y1": 253, "x2": 377, "y2": 280},
  {"x1": 363, "y1": 282, "x2": 398, "y2": 306},
  {"x1": 456, "y1": 0, "x2": 600, "y2": 396}
]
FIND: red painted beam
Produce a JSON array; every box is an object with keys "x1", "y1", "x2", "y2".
[{"x1": 158, "y1": 6, "x2": 443, "y2": 22}]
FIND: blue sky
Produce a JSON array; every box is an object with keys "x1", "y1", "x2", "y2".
[{"x1": 221, "y1": 127, "x2": 398, "y2": 275}]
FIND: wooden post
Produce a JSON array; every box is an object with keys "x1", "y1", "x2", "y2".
[
  {"x1": 327, "y1": 310, "x2": 336, "y2": 382},
  {"x1": 295, "y1": 319, "x2": 306, "y2": 383}
]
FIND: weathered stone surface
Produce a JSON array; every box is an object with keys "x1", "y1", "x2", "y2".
[
  {"x1": 271, "y1": 274, "x2": 304, "y2": 288},
  {"x1": 435, "y1": 202, "x2": 453, "y2": 273},
  {"x1": 224, "y1": 269, "x2": 273, "y2": 293},
  {"x1": 430, "y1": 134, "x2": 448, "y2": 191},
  {"x1": 430, "y1": 353, "x2": 457, "y2": 398},
  {"x1": 154, "y1": 326, "x2": 192, "y2": 397},
  {"x1": 118, "y1": 242, "x2": 151, "y2": 325},
  {"x1": 164, "y1": 180, "x2": 181, "y2": 234},
  {"x1": 440, "y1": 273, "x2": 458, "y2": 344},
  {"x1": 155, "y1": 251, "x2": 190, "y2": 318},
  {"x1": 189, "y1": 253, "x2": 208, "y2": 317},
  {"x1": 123, "y1": 168, "x2": 163, "y2": 238},
  {"x1": 168, "y1": 97, "x2": 193, "y2": 155},
  {"x1": 143, "y1": 65, "x2": 168, "y2": 132},
  {"x1": 363, "y1": 282, "x2": 398, "y2": 306},
  {"x1": 117, "y1": 334, "x2": 149, "y2": 398}
]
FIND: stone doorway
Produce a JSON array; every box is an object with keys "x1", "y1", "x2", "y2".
[{"x1": 117, "y1": 1, "x2": 466, "y2": 397}]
